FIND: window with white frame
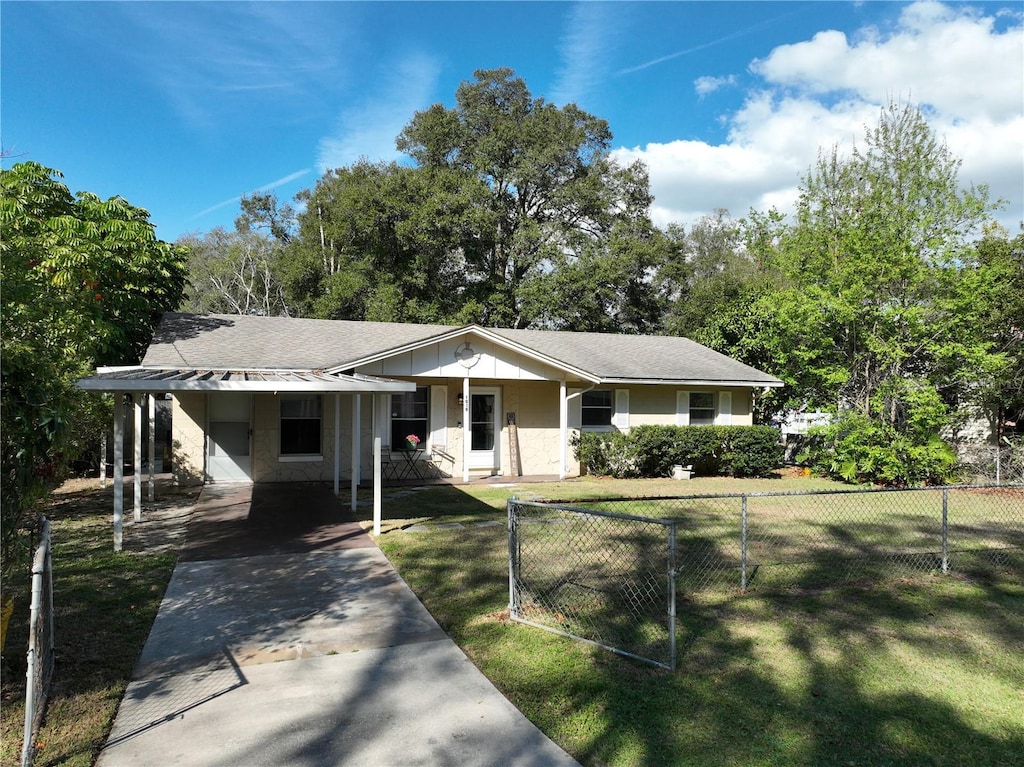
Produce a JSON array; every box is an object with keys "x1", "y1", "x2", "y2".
[
  {"x1": 391, "y1": 387, "x2": 429, "y2": 449},
  {"x1": 689, "y1": 392, "x2": 716, "y2": 426},
  {"x1": 280, "y1": 395, "x2": 322, "y2": 456},
  {"x1": 581, "y1": 390, "x2": 613, "y2": 428}
]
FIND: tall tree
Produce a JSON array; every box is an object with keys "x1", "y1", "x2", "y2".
[
  {"x1": 180, "y1": 227, "x2": 290, "y2": 317},
  {"x1": 285, "y1": 161, "x2": 488, "y2": 323},
  {"x1": 1, "y1": 162, "x2": 187, "y2": 566},
  {"x1": 395, "y1": 67, "x2": 657, "y2": 327},
  {"x1": 660, "y1": 209, "x2": 764, "y2": 339},
  {"x1": 972, "y1": 228, "x2": 1024, "y2": 436},
  {"x1": 695, "y1": 103, "x2": 1004, "y2": 482},
  {"x1": 234, "y1": 191, "x2": 296, "y2": 244}
]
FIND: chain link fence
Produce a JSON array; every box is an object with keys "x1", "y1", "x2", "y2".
[
  {"x1": 508, "y1": 485, "x2": 1023, "y2": 669},
  {"x1": 957, "y1": 441, "x2": 1024, "y2": 484},
  {"x1": 21, "y1": 517, "x2": 55, "y2": 767}
]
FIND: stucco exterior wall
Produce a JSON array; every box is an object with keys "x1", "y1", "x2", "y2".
[
  {"x1": 628, "y1": 386, "x2": 678, "y2": 427},
  {"x1": 172, "y1": 382, "x2": 761, "y2": 485},
  {"x1": 727, "y1": 388, "x2": 753, "y2": 425},
  {"x1": 625, "y1": 385, "x2": 753, "y2": 427},
  {"x1": 171, "y1": 393, "x2": 205, "y2": 486}
]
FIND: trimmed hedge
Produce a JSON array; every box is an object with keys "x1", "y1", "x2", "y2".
[{"x1": 573, "y1": 425, "x2": 783, "y2": 479}]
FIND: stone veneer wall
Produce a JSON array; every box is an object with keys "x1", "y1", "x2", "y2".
[
  {"x1": 171, "y1": 392, "x2": 206, "y2": 486},
  {"x1": 502, "y1": 381, "x2": 576, "y2": 476},
  {"x1": 252, "y1": 393, "x2": 348, "y2": 482}
]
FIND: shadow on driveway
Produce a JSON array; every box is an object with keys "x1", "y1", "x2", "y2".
[{"x1": 98, "y1": 483, "x2": 580, "y2": 767}]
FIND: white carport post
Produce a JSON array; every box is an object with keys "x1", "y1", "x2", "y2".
[
  {"x1": 133, "y1": 393, "x2": 143, "y2": 522},
  {"x1": 148, "y1": 393, "x2": 156, "y2": 502},
  {"x1": 113, "y1": 395, "x2": 124, "y2": 551},
  {"x1": 372, "y1": 392, "x2": 383, "y2": 535},
  {"x1": 351, "y1": 394, "x2": 361, "y2": 511},
  {"x1": 559, "y1": 380, "x2": 568, "y2": 480},
  {"x1": 333, "y1": 393, "x2": 341, "y2": 495},
  {"x1": 462, "y1": 376, "x2": 471, "y2": 483}
]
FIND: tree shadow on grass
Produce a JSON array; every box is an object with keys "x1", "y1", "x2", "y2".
[{"x1": 380, "y1": 485, "x2": 1024, "y2": 767}]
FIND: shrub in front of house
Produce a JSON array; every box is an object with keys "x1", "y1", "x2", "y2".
[
  {"x1": 574, "y1": 425, "x2": 783, "y2": 479},
  {"x1": 798, "y1": 413, "x2": 957, "y2": 486},
  {"x1": 573, "y1": 430, "x2": 641, "y2": 477}
]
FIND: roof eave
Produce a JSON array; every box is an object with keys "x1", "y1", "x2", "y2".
[
  {"x1": 76, "y1": 368, "x2": 417, "y2": 394},
  {"x1": 597, "y1": 377, "x2": 785, "y2": 388}
]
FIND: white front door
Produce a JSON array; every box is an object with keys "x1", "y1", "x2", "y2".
[
  {"x1": 207, "y1": 393, "x2": 252, "y2": 482},
  {"x1": 468, "y1": 387, "x2": 501, "y2": 471}
]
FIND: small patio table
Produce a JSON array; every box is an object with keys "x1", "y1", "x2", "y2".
[{"x1": 396, "y1": 447, "x2": 428, "y2": 480}]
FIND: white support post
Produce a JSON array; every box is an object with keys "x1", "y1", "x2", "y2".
[
  {"x1": 148, "y1": 393, "x2": 156, "y2": 502},
  {"x1": 333, "y1": 393, "x2": 341, "y2": 495},
  {"x1": 462, "y1": 376, "x2": 471, "y2": 483},
  {"x1": 373, "y1": 434, "x2": 382, "y2": 536},
  {"x1": 133, "y1": 393, "x2": 142, "y2": 522},
  {"x1": 559, "y1": 380, "x2": 568, "y2": 480},
  {"x1": 113, "y1": 395, "x2": 124, "y2": 551},
  {"x1": 351, "y1": 393, "x2": 361, "y2": 512}
]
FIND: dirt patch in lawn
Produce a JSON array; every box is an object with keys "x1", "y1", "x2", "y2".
[{"x1": 45, "y1": 475, "x2": 201, "y2": 555}]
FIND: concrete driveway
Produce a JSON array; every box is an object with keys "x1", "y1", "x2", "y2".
[{"x1": 97, "y1": 484, "x2": 580, "y2": 767}]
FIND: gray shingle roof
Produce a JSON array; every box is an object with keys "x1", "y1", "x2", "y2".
[{"x1": 143, "y1": 313, "x2": 782, "y2": 386}]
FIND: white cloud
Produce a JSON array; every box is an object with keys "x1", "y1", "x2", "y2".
[
  {"x1": 751, "y1": 1, "x2": 1022, "y2": 121},
  {"x1": 617, "y1": 1, "x2": 1024, "y2": 233},
  {"x1": 316, "y1": 54, "x2": 441, "y2": 171},
  {"x1": 550, "y1": 2, "x2": 620, "y2": 106},
  {"x1": 694, "y1": 75, "x2": 737, "y2": 97}
]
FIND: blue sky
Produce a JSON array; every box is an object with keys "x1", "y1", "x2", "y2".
[{"x1": 3, "y1": 1, "x2": 1022, "y2": 241}]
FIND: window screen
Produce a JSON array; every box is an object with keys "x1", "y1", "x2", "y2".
[
  {"x1": 280, "y1": 395, "x2": 322, "y2": 455},
  {"x1": 581, "y1": 390, "x2": 613, "y2": 428},
  {"x1": 391, "y1": 387, "x2": 429, "y2": 449}
]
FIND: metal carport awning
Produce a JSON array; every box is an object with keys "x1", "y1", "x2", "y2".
[{"x1": 77, "y1": 367, "x2": 416, "y2": 550}]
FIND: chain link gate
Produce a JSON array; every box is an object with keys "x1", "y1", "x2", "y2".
[{"x1": 508, "y1": 499, "x2": 678, "y2": 669}]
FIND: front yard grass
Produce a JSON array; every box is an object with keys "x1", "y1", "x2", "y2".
[
  {"x1": 1, "y1": 480, "x2": 197, "y2": 767},
  {"x1": 2, "y1": 474, "x2": 1020, "y2": 767},
  {"x1": 369, "y1": 477, "x2": 1024, "y2": 767}
]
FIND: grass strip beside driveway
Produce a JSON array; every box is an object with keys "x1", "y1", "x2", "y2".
[
  {"x1": 373, "y1": 481, "x2": 1024, "y2": 767},
  {"x1": 1, "y1": 480, "x2": 197, "y2": 767}
]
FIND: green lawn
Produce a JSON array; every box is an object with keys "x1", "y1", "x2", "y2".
[
  {"x1": 3, "y1": 475, "x2": 1021, "y2": 767},
  {"x1": 367, "y1": 477, "x2": 1024, "y2": 767},
  {"x1": 1, "y1": 480, "x2": 198, "y2": 767}
]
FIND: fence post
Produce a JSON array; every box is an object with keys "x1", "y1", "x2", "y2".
[
  {"x1": 667, "y1": 520, "x2": 677, "y2": 670},
  {"x1": 507, "y1": 498, "x2": 518, "y2": 619},
  {"x1": 22, "y1": 518, "x2": 52, "y2": 767},
  {"x1": 740, "y1": 495, "x2": 749, "y2": 591},
  {"x1": 941, "y1": 487, "x2": 949, "y2": 574}
]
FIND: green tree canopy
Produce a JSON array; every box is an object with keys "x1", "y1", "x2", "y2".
[
  {"x1": 1, "y1": 161, "x2": 187, "y2": 565},
  {"x1": 284, "y1": 68, "x2": 664, "y2": 329},
  {"x1": 691, "y1": 102, "x2": 1006, "y2": 483},
  {"x1": 179, "y1": 226, "x2": 290, "y2": 317}
]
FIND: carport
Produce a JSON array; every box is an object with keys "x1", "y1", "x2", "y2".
[{"x1": 76, "y1": 367, "x2": 416, "y2": 550}]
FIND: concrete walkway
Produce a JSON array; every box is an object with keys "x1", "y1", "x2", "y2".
[{"x1": 97, "y1": 484, "x2": 580, "y2": 767}]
